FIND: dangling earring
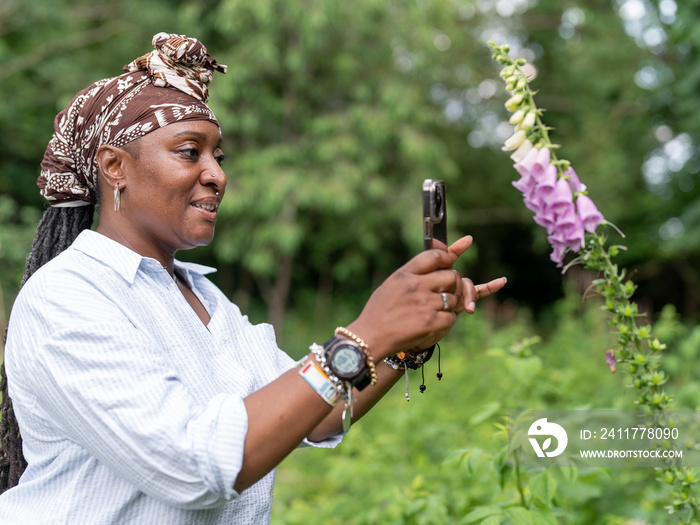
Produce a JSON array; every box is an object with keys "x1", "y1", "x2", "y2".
[{"x1": 114, "y1": 183, "x2": 121, "y2": 212}]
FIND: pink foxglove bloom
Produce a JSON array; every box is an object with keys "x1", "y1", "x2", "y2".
[
  {"x1": 513, "y1": 174, "x2": 535, "y2": 195},
  {"x1": 553, "y1": 206, "x2": 577, "y2": 235},
  {"x1": 514, "y1": 147, "x2": 539, "y2": 176},
  {"x1": 535, "y1": 163, "x2": 557, "y2": 199},
  {"x1": 556, "y1": 209, "x2": 585, "y2": 251},
  {"x1": 524, "y1": 192, "x2": 543, "y2": 214},
  {"x1": 549, "y1": 242, "x2": 566, "y2": 267},
  {"x1": 565, "y1": 166, "x2": 587, "y2": 193},
  {"x1": 605, "y1": 349, "x2": 617, "y2": 374},
  {"x1": 549, "y1": 178, "x2": 574, "y2": 215},
  {"x1": 509, "y1": 139, "x2": 603, "y2": 266},
  {"x1": 577, "y1": 194, "x2": 605, "y2": 233},
  {"x1": 534, "y1": 208, "x2": 556, "y2": 231},
  {"x1": 530, "y1": 147, "x2": 551, "y2": 179}
]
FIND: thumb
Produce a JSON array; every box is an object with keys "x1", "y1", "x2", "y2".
[{"x1": 447, "y1": 235, "x2": 474, "y2": 259}]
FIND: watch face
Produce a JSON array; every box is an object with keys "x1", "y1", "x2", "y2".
[{"x1": 330, "y1": 345, "x2": 364, "y2": 377}]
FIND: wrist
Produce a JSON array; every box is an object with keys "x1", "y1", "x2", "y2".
[{"x1": 345, "y1": 321, "x2": 391, "y2": 361}]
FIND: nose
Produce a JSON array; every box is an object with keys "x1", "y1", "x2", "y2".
[{"x1": 202, "y1": 165, "x2": 227, "y2": 194}]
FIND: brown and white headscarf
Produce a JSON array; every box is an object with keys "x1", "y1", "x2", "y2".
[{"x1": 38, "y1": 32, "x2": 227, "y2": 207}]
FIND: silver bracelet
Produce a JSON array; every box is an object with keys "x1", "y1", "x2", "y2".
[
  {"x1": 309, "y1": 343, "x2": 345, "y2": 393},
  {"x1": 309, "y1": 343, "x2": 355, "y2": 432}
]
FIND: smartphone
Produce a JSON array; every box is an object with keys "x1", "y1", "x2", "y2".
[{"x1": 422, "y1": 179, "x2": 447, "y2": 250}]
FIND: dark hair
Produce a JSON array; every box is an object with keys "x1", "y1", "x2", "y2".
[{"x1": 0, "y1": 204, "x2": 95, "y2": 493}]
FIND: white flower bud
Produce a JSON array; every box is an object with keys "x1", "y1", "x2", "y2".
[
  {"x1": 500, "y1": 65, "x2": 516, "y2": 79},
  {"x1": 517, "y1": 110, "x2": 537, "y2": 130},
  {"x1": 509, "y1": 137, "x2": 534, "y2": 162},
  {"x1": 505, "y1": 93, "x2": 524, "y2": 111},
  {"x1": 502, "y1": 129, "x2": 527, "y2": 151},
  {"x1": 509, "y1": 109, "x2": 526, "y2": 125}
]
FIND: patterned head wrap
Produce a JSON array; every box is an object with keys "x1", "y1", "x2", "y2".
[{"x1": 38, "y1": 32, "x2": 227, "y2": 207}]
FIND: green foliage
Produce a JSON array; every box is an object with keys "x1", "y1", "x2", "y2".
[
  {"x1": 0, "y1": 196, "x2": 40, "y2": 330},
  {"x1": 272, "y1": 292, "x2": 700, "y2": 523}
]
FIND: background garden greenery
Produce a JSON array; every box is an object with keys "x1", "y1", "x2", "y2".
[{"x1": 2, "y1": 0, "x2": 700, "y2": 522}]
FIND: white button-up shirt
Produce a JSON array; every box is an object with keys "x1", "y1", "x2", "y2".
[{"x1": 2, "y1": 230, "x2": 340, "y2": 524}]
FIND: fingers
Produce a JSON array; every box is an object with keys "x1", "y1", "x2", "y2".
[
  {"x1": 409, "y1": 235, "x2": 474, "y2": 274},
  {"x1": 426, "y1": 269, "x2": 462, "y2": 294},
  {"x1": 460, "y1": 276, "x2": 507, "y2": 314},
  {"x1": 447, "y1": 235, "x2": 473, "y2": 258},
  {"x1": 462, "y1": 277, "x2": 477, "y2": 314},
  {"x1": 408, "y1": 249, "x2": 458, "y2": 274},
  {"x1": 475, "y1": 277, "x2": 508, "y2": 300}
]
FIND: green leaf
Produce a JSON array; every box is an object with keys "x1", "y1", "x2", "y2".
[
  {"x1": 503, "y1": 506, "x2": 539, "y2": 525},
  {"x1": 464, "y1": 448, "x2": 491, "y2": 478},
  {"x1": 469, "y1": 401, "x2": 502, "y2": 426},
  {"x1": 558, "y1": 465, "x2": 579, "y2": 482},
  {"x1": 529, "y1": 509, "x2": 559, "y2": 525},
  {"x1": 460, "y1": 506, "x2": 504, "y2": 524},
  {"x1": 528, "y1": 471, "x2": 558, "y2": 506}
]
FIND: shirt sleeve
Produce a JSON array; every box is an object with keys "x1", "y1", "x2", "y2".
[
  {"x1": 9, "y1": 275, "x2": 246, "y2": 510},
  {"x1": 199, "y1": 275, "x2": 345, "y2": 450}
]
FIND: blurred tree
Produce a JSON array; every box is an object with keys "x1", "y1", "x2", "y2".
[
  {"x1": 647, "y1": 0, "x2": 700, "y2": 315},
  {"x1": 205, "y1": 0, "x2": 480, "y2": 332},
  {"x1": 1, "y1": 0, "x2": 697, "y2": 338}
]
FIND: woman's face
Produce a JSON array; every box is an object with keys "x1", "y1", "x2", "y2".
[{"x1": 113, "y1": 120, "x2": 227, "y2": 260}]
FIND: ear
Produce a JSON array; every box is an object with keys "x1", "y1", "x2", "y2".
[{"x1": 95, "y1": 145, "x2": 130, "y2": 191}]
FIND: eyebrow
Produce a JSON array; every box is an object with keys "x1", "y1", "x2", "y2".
[{"x1": 172, "y1": 130, "x2": 223, "y2": 146}]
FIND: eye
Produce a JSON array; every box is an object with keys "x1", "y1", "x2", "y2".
[
  {"x1": 215, "y1": 153, "x2": 227, "y2": 166},
  {"x1": 181, "y1": 148, "x2": 200, "y2": 160}
]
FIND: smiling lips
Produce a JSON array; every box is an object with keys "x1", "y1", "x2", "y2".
[{"x1": 192, "y1": 202, "x2": 218, "y2": 212}]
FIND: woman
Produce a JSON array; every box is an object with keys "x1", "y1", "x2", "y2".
[{"x1": 0, "y1": 33, "x2": 505, "y2": 523}]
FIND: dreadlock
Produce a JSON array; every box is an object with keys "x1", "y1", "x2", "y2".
[{"x1": 0, "y1": 204, "x2": 94, "y2": 493}]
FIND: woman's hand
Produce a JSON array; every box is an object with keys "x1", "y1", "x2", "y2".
[
  {"x1": 347, "y1": 235, "x2": 506, "y2": 360},
  {"x1": 447, "y1": 235, "x2": 507, "y2": 315},
  {"x1": 238, "y1": 236, "x2": 507, "y2": 484}
]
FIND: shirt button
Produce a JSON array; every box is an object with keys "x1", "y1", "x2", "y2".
[{"x1": 221, "y1": 334, "x2": 229, "y2": 341}]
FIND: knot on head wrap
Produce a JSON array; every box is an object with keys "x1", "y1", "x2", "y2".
[
  {"x1": 38, "y1": 32, "x2": 227, "y2": 207},
  {"x1": 124, "y1": 32, "x2": 227, "y2": 104}
]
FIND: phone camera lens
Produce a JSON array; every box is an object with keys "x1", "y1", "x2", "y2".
[{"x1": 435, "y1": 192, "x2": 443, "y2": 216}]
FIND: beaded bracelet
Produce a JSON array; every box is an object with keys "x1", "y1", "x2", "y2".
[
  {"x1": 384, "y1": 346, "x2": 436, "y2": 371},
  {"x1": 384, "y1": 343, "x2": 442, "y2": 401}
]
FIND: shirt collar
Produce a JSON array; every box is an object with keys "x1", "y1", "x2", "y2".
[{"x1": 71, "y1": 230, "x2": 217, "y2": 284}]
